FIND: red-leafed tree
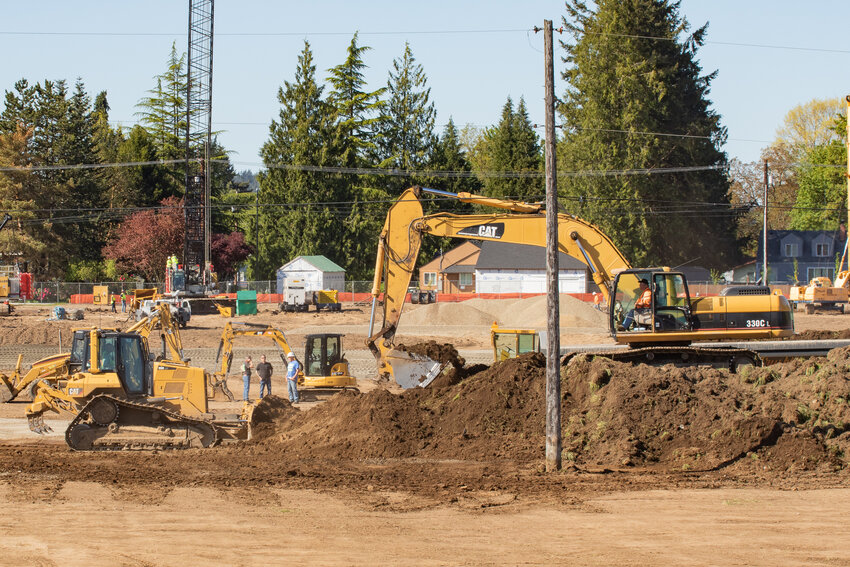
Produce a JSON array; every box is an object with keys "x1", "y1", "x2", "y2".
[
  {"x1": 103, "y1": 197, "x2": 184, "y2": 281},
  {"x1": 211, "y1": 232, "x2": 254, "y2": 279}
]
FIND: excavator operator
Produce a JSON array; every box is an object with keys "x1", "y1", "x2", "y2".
[{"x1": 621, "y1": 279, "x2": 652, "y2": 330}]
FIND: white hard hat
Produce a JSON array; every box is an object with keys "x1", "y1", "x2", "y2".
[{"x1": 287, "y1": 352, "x2": 295, "y2": 358}]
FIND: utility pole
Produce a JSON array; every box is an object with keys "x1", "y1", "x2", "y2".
[
  {"x1": 255, "y1": 187, "x2": 260, "y2": 279},
  {"x1": 763, "y1": 160, "x2": 769, "y2": 285},
  {"x1": 842, "y1": 95, "x2": 850, "y2": 273},
  {"x1": 543, "y1": 19, "x2": 561, "y2": 472}
]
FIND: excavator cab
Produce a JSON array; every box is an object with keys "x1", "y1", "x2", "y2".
[
  {"x1": 611, "y1": 270, "x2": 694, "y2": 335},
  {"x1": 304, "y1": 333, "x2": 348, "y2": 376},
  {"x1": 301, "y1": 333, "x2": 357, "y2": 392}
]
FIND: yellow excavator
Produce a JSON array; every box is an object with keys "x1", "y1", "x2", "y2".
[
  {"x1": 213, "y1": 321, "x2": 358, "y2": 400},
  {"x1": 26, "y1": 325, "x2": 252, "y2": 450},
  {"x1": 367, "y1": 186, "x2": 795, "y2": 387},
  {"x1": 0, "y1": 302, "x2": 192, "y2": 404}
]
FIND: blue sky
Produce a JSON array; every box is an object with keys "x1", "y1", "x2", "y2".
[{"x1": 1, "y1": 1, "x2": 848, "y2": 170}]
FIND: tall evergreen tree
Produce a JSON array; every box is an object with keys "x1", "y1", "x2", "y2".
[
  {"x1": 413, "y1": 118, "x2": 483, "y2": 265},
  {"x1": 0, "y1": 123, "x2": 68, "y2": 276},
  {"x1": 327, "y1": 32, "x2": 386, "y2": 168},
  {"x1": 257, "y1": 41, "x2": 342, "y2": 279},
  {"x1": 558, "y1": 0, "x2": 734, "y2": 268},
  {"x1": 375, "y1": 42, "x2": 436, "y2": 192},
  {"x1": 56, "y1": 80, "x2": 104, "y2": 260},
  {"x1": 473, "y1": 97, "x2": 541, "y2": 201},
  {"x1": 325, "y1": 33, "x2": 391, "y2": 279},
  {"x1": 134, "y1": 43, "x2": 189, "y2": 200},
  {"x1": 136, "y1": 43, "x2": 186, "y2": 161}
]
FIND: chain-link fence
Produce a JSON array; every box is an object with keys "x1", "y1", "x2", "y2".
[
  {"x1": 31, "y1": 280, "x2": 370, "y2": 303},
  {"x1": 30, "y1": 279, "x2": 768, "y2": 303}
]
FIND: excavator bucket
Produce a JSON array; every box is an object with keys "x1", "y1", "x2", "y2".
[
  {"x1": 207, "y1": 373, "x2": 235, "y2": 402},
  {"x1": 0, "y1": 376, "x2": 13, "y2": 403},
  {"x1": 385, "y1": 349, "x2": 446, "y2": 389}
]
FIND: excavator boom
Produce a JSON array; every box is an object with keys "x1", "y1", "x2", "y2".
[{"x1": 367, "y1": 186, "x2": 630, "y2": 384}]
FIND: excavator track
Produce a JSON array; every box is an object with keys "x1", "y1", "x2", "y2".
[
  {"x1": 562, "y1": 345, "x2": 761, "y2": 372},
  {"x1": 65, "y1": 394, "x2": 219, "y2": 451}
]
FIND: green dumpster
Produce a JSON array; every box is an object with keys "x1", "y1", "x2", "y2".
[{"x1": 236, "y1": 290, "x2": 257, "y2": 315}]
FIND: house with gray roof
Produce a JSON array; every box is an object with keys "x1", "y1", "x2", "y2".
[
  {"x1": 474, "y1": 241, "x2": 589, "y2": 294},
  {"x1": 756, "y1": 230, "x2": 847, "y2": 284}
]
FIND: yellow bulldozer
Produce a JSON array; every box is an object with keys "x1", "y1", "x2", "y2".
[
  {"x1": 789, "y1": 276, "x2": 849, "y2": 314},
  {"x1": 27, "y1": 325, "x2": 252, "y2": 451}
]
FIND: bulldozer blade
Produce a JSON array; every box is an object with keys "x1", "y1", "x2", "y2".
[
  {"x1": 385, "y1": 350, "x2": 446, "y2": 389},
  {"x1": 28, "y1": 415, "x2": 52, "y2": 435}
]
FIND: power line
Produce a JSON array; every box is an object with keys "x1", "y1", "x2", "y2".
[
  {"x1": 574, "y1": 30, "x2": 850, "y2": 55},
  {"x1": 0, "y1": 28, "x2": 529, "y2": 38},
  {"x1": 2, "y1": 26, "x2": 849, "y2": 55}
]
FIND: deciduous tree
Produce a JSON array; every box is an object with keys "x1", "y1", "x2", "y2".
[{"x1": 102, "y1": 197, "x2": 185, "y2": 281}]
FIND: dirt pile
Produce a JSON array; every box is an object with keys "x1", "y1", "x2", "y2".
[
  {"x1": 790, "y1": 329, "x2": 850, "y2": 340},
  {"x1": 401, "y1": 295, "x2": 608, "y2": 330},
  {"x1": 402, "y1": 302, "x2": 496, "y2": 327},
  {"x1": 484, "y1": 294, "x2": 607, "y2": 328},
  {"x1": 0, "y1": 318, "x2": 85, "y2": 346},
  {"x1": 244, "y1": 348, "x2": 850, "y2": 473}
]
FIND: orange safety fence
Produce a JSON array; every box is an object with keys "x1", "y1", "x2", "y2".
[{"x1": 69, "y1": 291, "x2": 600, "y2": 305}]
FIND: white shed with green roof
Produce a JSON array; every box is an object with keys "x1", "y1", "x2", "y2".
[{"x1": 276, "y1": 255, "x2": 345, "y2": 294}]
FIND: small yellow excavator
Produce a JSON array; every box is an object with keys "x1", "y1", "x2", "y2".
[
  {"x1": 26, "y1": 326, "x2": 252, "y2": 450},
  {"x1": 213, "y1": 321, "x2": 358, "y2": 400}
]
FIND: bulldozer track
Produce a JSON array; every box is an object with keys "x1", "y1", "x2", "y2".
[{"x1": 65, "y1": 394, "x2": 219, "y2": 451}]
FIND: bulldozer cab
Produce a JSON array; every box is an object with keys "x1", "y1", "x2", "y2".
[
  {"x1": 304, "y1": 334, "x2": 344, "y2": 377},
  {"x1": 611, "y1": 270, "x2": 693, "y2": 334},
  {"x1": 70, "y1": 330, "x2": 151, "y2": 396}
]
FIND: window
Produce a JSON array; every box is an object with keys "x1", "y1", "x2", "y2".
[
  {"x1": 815, "y1": 243, "x2": 831, "y2": 257},
  {"x1": 784, "y1": 243, "x2": 799, "y2": 257},
  {"x1": 99, "y1": 336, "x2": 117, "y2": 372},
  {"x1": 119, "y1": 336, "x2": 145, "y2": 394},
  {"x1": 422, "y1": 272, "x2": 437, "y2": 287},
  {"x1": 459, "y1": 272, "x2": 473, "y2": 286},
  {"x1": 808, "y1": 267, "x2": 834, "y2": 281}
]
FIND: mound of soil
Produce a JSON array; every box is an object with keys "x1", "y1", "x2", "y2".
[
  {"x1": 401, "y1": 295, "x2": 608, "y2": 331},
  {"x1": 790, "y1": 329, "x2": 850, "y2": 340},
  {"x1": 402, "y1": 302, "x2": 495, "y2": 327},
  {"x1": 245, "y1": 348, "x2": 850, "y2": 473}
]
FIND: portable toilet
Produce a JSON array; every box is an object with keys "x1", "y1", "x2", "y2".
[{"x1": 236, "y1": 290, "x2": 257, "y2": 315}]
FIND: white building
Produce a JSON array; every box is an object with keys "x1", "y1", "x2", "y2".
[
  {"x1": 474, "y1": 242, "x2": 588, "y2": 294},
  {"x1": 276, "y1": 255, "x2": 345, "y2": 293}
]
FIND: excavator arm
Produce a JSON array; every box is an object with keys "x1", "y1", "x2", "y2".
[
  {"x1": 212, "y1": 323, "x2": 304, "y2": 397},
  {"x1": 125, "y1": 303, "x2": 186, "y2": 363},
  {"x1": 367, "y1": 186, "x2": 631, "y2": 386}
]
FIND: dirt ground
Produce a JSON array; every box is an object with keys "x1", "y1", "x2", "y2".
[{"x1": 1, "y1": 301, "x2": 850, "y2": 566}]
